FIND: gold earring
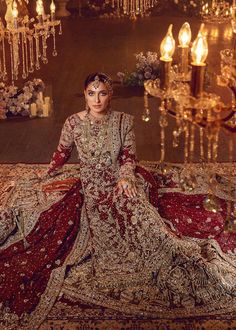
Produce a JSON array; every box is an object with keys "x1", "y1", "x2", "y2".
[{"x1": 85, "y1": 102, "x2": 90, "y2": 111}]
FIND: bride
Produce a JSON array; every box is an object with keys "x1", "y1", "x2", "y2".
[{"x1": 0, "y1": 72, "x2": 236, "y2": 329}]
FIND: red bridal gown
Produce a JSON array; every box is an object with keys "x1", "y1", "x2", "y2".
[{"x1": 0, "y1": 111, "x2": 236, "y2": 329}]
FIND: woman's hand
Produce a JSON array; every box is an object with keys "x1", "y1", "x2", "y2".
[{"x1": 117, "y1": 179, "x2": 137, "y2": 198}]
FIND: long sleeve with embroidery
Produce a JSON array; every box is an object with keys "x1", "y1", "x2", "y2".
[
  {"x1": 47, "y1": 118, "x2": 74, "y2": 176},
  {"x1": 118, "y1": 115, "x2": 137, "y2": 182}
]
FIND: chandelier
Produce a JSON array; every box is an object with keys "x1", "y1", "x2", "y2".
[
  {"x1": 201, "y1": 0, "x2": 231, "y2": 23},
  {"x1": 109, "y1": 0, "x2": 159, "y2": 18},
  {"x1": 143, "y1": 21, "x2": 236, "y2": 232},
  {"x1": 0, "y1": 0, "x2": 61, "y2": 83}
]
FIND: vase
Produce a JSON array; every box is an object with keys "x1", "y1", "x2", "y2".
[{"x1": 55, "y1": 0, "x2": 71, "y2": 17}]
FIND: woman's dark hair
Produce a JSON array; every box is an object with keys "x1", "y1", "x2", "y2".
[{"x1": 84, "y1": 72, "x2": 112, "y2": 90}]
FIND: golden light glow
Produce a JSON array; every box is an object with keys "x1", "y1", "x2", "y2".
[
  {"x1": 36, "y1": 0, "x2": 44, "y2": 16},
  {"x1": 160, "y1": 24, "x2": 175, "y2": 61},
  {"x1": 12, "y1": 1, "x2": 18, "y2": 19},
  {"x1": 231, "y1": 0, "x2": 236, "y2": 33},
  {"x1": 223, "y1": 26, "x2": 233, "y2": 40},
  {"x1": 178, "y1": 22, "x2": 192, "y2": 47},
  {"x1": 191, "y1": 24, "x2": 208, "y2": 65},
  {"x1": 50, "y1": 0, "x2": 56, "y2": 14},
  {"x1": 210, "y1": 27, "x2": 219, "y2": 40}
]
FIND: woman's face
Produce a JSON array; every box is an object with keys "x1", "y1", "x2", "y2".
[{"x1": 84, "y1": 81, "x2": 111, "y2": 116}]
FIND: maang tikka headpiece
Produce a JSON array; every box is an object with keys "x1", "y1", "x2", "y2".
[
  {"x1": 92, "y1": 75, "x2": 100, "y2": 89},
  {"x1": 92, "y1": 74, "x2": 113, "y2": 92}
]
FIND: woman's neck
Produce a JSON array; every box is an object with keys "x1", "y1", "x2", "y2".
[{"x1": 88, "y1": 109, "x2": 109, "y2": 120}]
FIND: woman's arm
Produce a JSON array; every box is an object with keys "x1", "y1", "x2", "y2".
[
  {"x1": 47, "y1": 117, "x2": 74, "y2": 177},
  {"x1": 117, "y1": 114, "x2": 137, "y2": 197}
]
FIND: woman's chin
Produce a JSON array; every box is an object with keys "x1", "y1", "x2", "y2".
[{"x1": 90, "y1": 107, "x2": 107, "y2": 114}]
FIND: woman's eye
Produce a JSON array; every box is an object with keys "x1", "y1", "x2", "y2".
[
  {"x1": 100, "y1": 92, "x2": 108, "y2": 96},
  {"x1": 88, "y1": 92, "x2": 94, "y2": 96}
]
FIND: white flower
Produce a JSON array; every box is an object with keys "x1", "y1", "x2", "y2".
[{"x1": 144, "y1": 72, "x2": 151, "y2": 79}]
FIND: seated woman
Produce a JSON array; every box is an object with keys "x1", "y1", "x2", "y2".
[{"x1": 0, "y1": 73, "x2": 236, "y2": 330}]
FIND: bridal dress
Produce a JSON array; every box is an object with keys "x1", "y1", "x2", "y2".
[{"x1": 0, "y1": 111, "x2": 236, "y2": 329}]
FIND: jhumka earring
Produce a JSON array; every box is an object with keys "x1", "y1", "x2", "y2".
[
  {"x1": 107, "y1": 99, "x2": 112, "y2": 110},
  {"x1": 85, "y1": 101, "x2": 90, "y2": 111}
]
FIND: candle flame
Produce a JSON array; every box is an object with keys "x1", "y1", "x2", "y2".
[
  {"x1": 12, "y1": 1, "x2": 18, "y2": 19},
  {"x1": 36, "y1": 0, "x2": 44, "y2": 16},
  {"x1": 191, "y1": 24, "x2": 208, "y2": 65},
  {"x1": 178, "y1": 22, "x2": 192, "y2": 47},
  {"x1": 160, "y1": 24, "x2": 176, "y2": 61},
  {"x1": 50, "y1": 0, "x2": 56, "y2": 13}
]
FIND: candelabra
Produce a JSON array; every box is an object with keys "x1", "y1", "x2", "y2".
[
  {"x1": 201, "y1": 0, "x2": 231, "y2": 23},
  {"x1": 109, "y1": 0, "x2": 159, "y2": 18},
  {"x1": 143, "y1": 22, "x2": 236, "y2": 232},
  {"x1": 0, "y1": 0, "x2": 62, "y2": 84}
]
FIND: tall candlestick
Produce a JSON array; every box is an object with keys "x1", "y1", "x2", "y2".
[
  {"x1": 12, "y1": 1, "x2": 18, "y2": 29},
  {"x1": 159, "y1": 24, "x2": 175, "y2": 90},
  {"x1": 178, "y1": 22, "x2": 191, "y2": 79},
  {"x1": 190, "y1": 24, "x2": 208, "y2": 97}
]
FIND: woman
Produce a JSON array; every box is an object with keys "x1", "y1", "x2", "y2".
[{"x1": 0, "y1": 72, "x2": 236, "y2": 329}]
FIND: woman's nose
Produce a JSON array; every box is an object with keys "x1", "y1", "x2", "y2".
[{"x1": 95, "y1": 94, "x2": 100, "y2": 103}]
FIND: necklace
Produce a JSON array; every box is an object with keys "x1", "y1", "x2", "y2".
[
  {"x1": 87, "y1": 110, "x2": 111, "y2": 125},
  {"x1": 80, "y1": 110, "x2": 111, "y2": 163}
]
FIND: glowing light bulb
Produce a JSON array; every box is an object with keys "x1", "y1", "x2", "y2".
[
  {"x1": 160, "y1": 24, "x2": 176, "y2": 61},
  {"x1": 12, "y1": 1, "x2": 18, "y2": 19},
  {"x1": 50, "y1": 0, "x2": 56, "y2": 14},
  {"x1": 191, "y1": 24, "x2": 208, "y2": 65},
  {"x1": 178, "y1": 22, "x2": 192, "y2": 47},
  {"x1": 36, "y1": 0, "x2": 44, "y2": 16}
]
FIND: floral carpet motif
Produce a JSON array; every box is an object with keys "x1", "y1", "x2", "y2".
[{"x1": 1, "y1": 162, "x2": 236, "y2": 329}]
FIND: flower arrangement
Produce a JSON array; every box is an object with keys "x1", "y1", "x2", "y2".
[
  {"x1": 117, "y1": 52, "x2": 160, "y2": 87},
  {"x1": 0, "y1": 79, "x2": 45, "y2": 119},
  {"x1": 117, "y1": 51, "x2": 212, "y2": 88},
  {"x1": 86, "y1": 0, "x2": 114, "y2": 17}
]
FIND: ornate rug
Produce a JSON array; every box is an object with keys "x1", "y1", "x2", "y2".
[{"x1": 1, "y1": 162, "x2": 236, "y2": 330}]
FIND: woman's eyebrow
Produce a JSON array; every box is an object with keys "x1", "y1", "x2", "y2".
[{"x1": 87, "y1": 89, "x2": 107, "y2": 93}]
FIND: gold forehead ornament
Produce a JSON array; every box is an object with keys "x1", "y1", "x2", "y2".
[{"x1": 91, "y1": 75, "x2": 112, "y2": 91}]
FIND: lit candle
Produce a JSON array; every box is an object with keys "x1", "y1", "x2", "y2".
[
  {"x1": 12, "y1": 1, "x2": 18, "y2": 29},
  {"x1": 50, "y1": 0, "x2": 56, "y2": 21},
  {"x1": 44, "y1": 96, "x2": 50, "y2": 104},
  {"x1": 36, "y1": 0, "x2": 44, "y2": 24},
  {"x1": 42, "y1": 103, "x2": 49, "y2": 117},
  {"x1": 190, "y1": 24, "x2": 208, "y2": 98},
  {"x1": 159, "y1": 24, "x2": 175, "y2": 90},
  {"x1": 30, "y1": 103, "x2": 37, "y2": 117},
  {"x1": 178, "y1": 22, "x2": 191, "y2": 79}
]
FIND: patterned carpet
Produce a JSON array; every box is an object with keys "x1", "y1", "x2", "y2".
[{"x1": 1, "y1": 162, "x2": 236, "y2": 330}]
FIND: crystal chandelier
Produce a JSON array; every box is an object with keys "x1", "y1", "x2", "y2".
[
  {"x1": 0, "y1": 0, "x2": 61, "y2": 83},
  {"x1": 143, "y1": 21, "x2": 236, "y2": 232},
  {"x1": 109, "y1": 0, "x2": 159, "y2": 18},
  {"x1": 201, "y1": 0, "x2": 231, "y2": 23}
]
